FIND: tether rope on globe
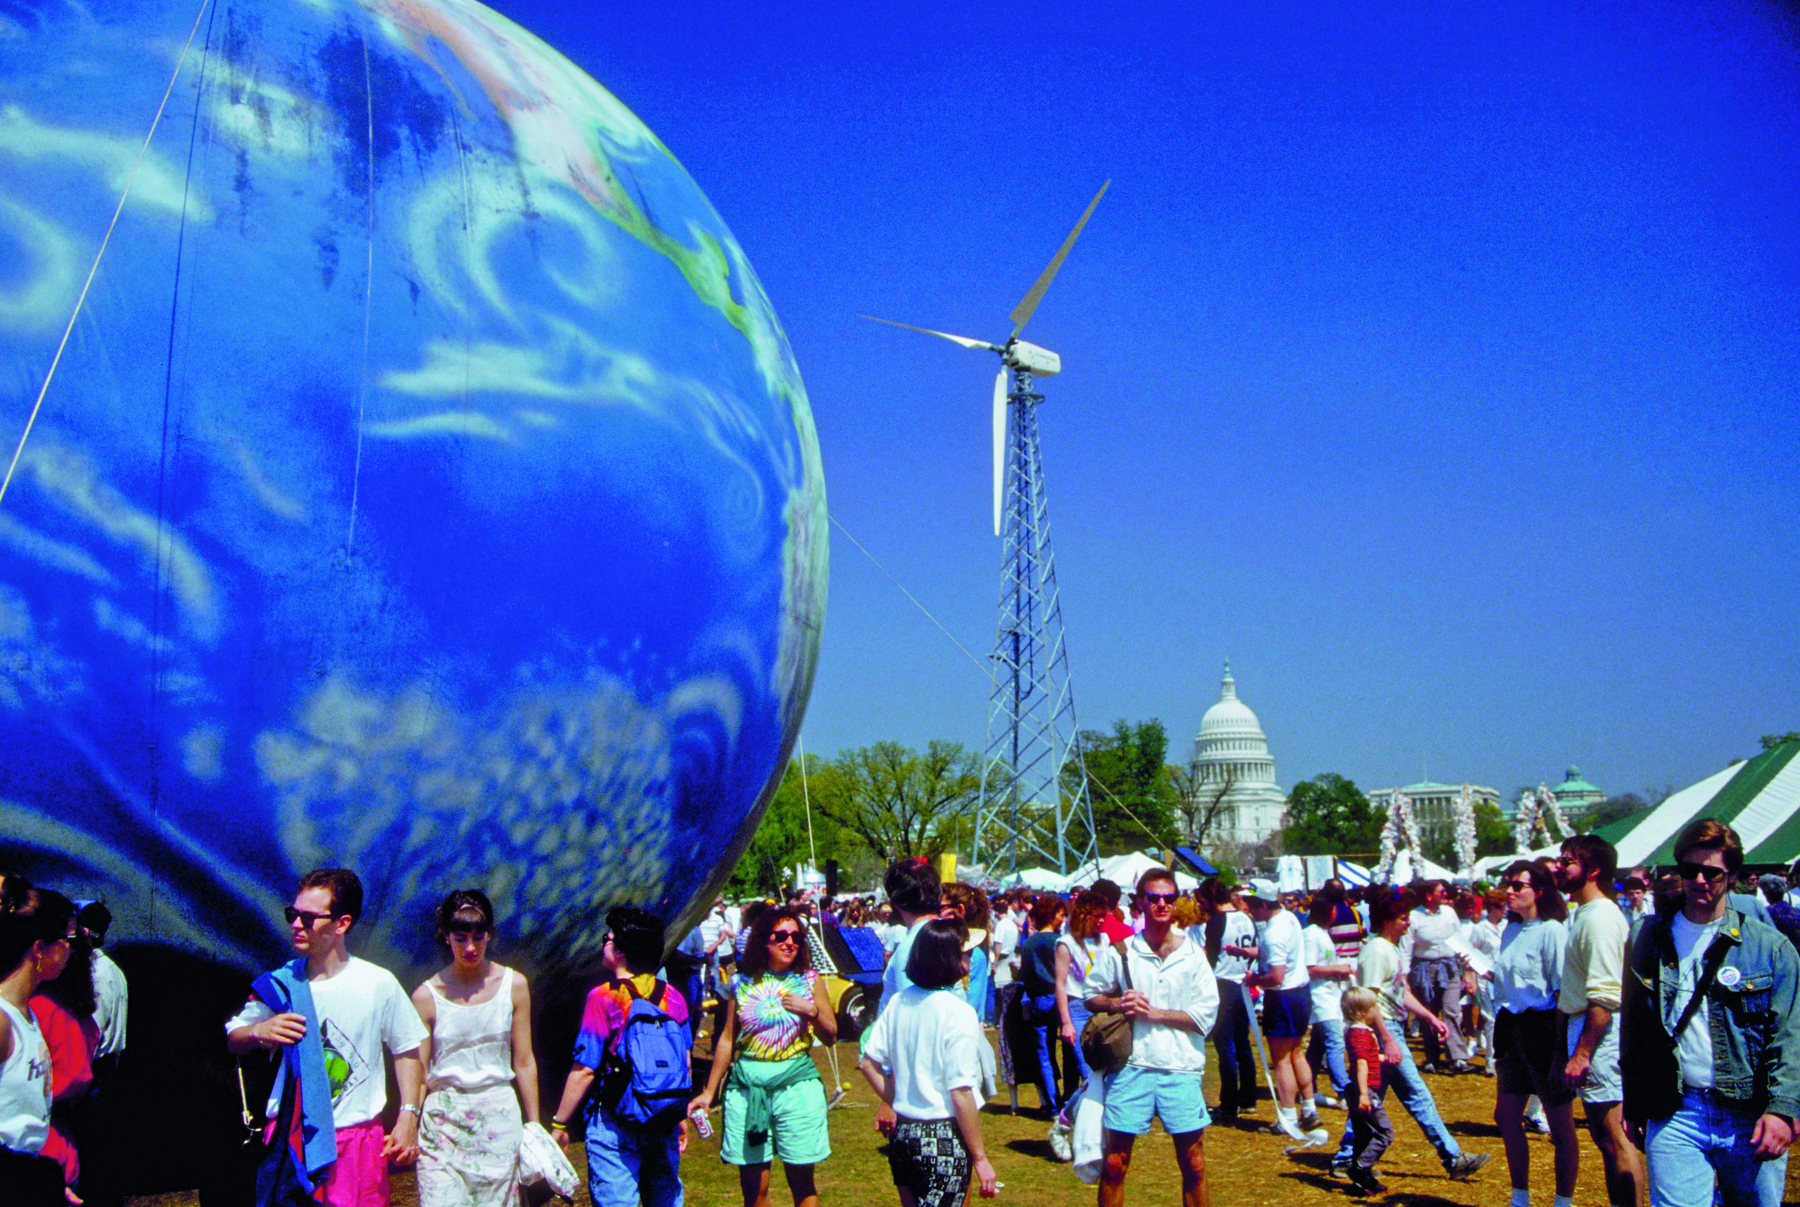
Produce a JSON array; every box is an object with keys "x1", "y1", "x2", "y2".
[{"x1": 0, "y1": 0, "x2": 217, "y2": 508}]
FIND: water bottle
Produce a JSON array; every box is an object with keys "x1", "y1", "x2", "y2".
[{"x1": 689, "y1": 1108, "x2": 713, "y2": 1139}]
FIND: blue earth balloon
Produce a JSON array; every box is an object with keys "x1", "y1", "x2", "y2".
[{"x1": 0, "y1": 0, "x2": 826, "y2": 980}]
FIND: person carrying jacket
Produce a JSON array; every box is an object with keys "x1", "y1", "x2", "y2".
[{"x1": 1622, "y1": 818, "x2": 1800, "y2": 1207}]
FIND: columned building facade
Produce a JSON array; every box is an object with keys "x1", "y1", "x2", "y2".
[
  {"x1": 1190, "y1": 662, "x2": 1288, "y2": 847},
  {"x1": 1366, "y1": 781, "x2": 1502, "y2": 856}
]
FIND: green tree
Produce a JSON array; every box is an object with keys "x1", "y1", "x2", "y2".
[
  {"x1": 726, "y1": 754, "x2": 855, "y2": 898},
  {"x1": 1281, "y1": 773, "x2": 1386, "y2": 856},
  {"x1": 1762, "y1": 731, "x2": 1800, "y2": 751},
  {"x1": 806, "y1": 740, "x2": 982, "y2": 863},
  {"x1": 1580, "y1": 793, "x2": 1648, "y2": 835},
  {"x1": 1066, "y1": 720, "x2": 1184, "y2": 856},
  {"x1": 1474, "y1": 800, "x2": 1513, "y2": 857}
]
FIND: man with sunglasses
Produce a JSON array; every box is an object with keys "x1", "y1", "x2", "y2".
[
  {"x1": 1554, "y1": 834, "x2": 1642, "y2": 1207},
  {"x1": 227, "y1": 868, "x2": 427, "y2": 1207},
  {"x1": 1621, "y1": 819, "x2": 1800, "y2": 1207},
  {"x1": 1085, "y1": 868, "x2": 1219, "y2": 1207}
]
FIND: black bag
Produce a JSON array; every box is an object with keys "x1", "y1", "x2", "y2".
[{"x1": 1079, "y1": 941, "x2": 1135, "y2": 1076}]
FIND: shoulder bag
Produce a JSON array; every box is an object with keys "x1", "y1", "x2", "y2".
[{"x1": 1079, "y1": 941, "x2": 1135, "y2": 1076}]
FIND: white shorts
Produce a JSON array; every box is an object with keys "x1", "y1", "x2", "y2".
[{"x1": 1565, "y1": 1011, "x2": 1622, "y2": 1104}]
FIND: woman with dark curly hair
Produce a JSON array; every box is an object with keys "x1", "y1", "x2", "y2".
[{"x1": 689, "y1": 905, "x2": 836, "y2": 1207}]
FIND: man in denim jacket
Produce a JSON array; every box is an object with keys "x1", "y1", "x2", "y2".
[{"x1": 1622, "y1": 819, "x2": 1800, "y2": 1207}]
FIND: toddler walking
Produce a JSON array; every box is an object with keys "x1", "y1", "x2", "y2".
[{"x1": 1342, "y1": 987, "x2": 1392, "y2": 1197}]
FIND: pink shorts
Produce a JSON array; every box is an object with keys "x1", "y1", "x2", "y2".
[{"x1": 321, "y1": 1119, "x2": 389, "y2": 1207}]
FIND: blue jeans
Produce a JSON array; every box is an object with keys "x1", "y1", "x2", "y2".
[
  {"x1": 1211, "y1": 980, "x2": 1257, "y2": 1112},
  {"x1": 1646, "y1": 1089, "x2": 1788, "y2": 1207},
  {"x1": 1334, "y1": 1018, "x2": 1460, "y2": 1167},
  {"x1": 1063, "y1": 998, "x2": 1093, "y2": 1101},
  {"x1": 1026, "y1": 993, "x2": 1066, "y2": 1113},
  {"x1": 1308, "y1": 1018, "x2": 1350, "y2": 1096},
  {"x1": 586, "y1": 1108, "x2": 683, "y2": 1207}
]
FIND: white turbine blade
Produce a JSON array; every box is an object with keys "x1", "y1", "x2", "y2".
[
  {"x1": 1009, "y1": 179, "x2": 1111, "y2": 336},
  {"x1": 992, "y1": 368, "x2": 1007, "y2": 536},
  {"x1": 859, "y1": 314, "x2": 1001, "y2": 352}
]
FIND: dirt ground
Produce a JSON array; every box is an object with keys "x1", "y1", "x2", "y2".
[{"x1": 125, "y1": 1033, "x2": 1800, "y2": 1207}]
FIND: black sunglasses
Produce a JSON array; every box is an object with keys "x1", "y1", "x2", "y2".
[
  {"x1": 1141, "y1": 892, "x2": 1178, "y2": 905},
  {"x1": 768, "y1": 929, "x2": 801, "y2": 944},
  {"x1": 1502, "y1": 879, "x2": 1533, "y2": 891},
  {"x1": 1676, "y1": 861, "x2": 1727, "y2": 884},
  {"x1": 283, "y1": 907, "x2": 338, "y2": 928}
]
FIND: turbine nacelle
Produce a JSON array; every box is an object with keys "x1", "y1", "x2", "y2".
[{"x1": 1004, "y1": 340, "x2": 1060, "y2": 378}]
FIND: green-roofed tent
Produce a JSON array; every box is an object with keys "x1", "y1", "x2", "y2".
[{"x1": 1593, "y1": 740, "x2": 1800, "y2": 869}]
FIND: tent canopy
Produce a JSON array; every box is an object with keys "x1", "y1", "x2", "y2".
[
  {"x1": 1595, "y1": 741, "x2": 1800, "y2": 869},
  {"x1": 1064, "y1": 850, "x2": 1199, "y2": 893},
  {"x1": 997, "y1": 867, "x2": 1070, "y2": 891}
]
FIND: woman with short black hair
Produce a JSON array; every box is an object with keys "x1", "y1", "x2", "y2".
[
  {"x1": 411, "y1": 889, "x2": 540, "y2": 1207},
  {"x1": 859, "y1": 919, "x2": 998, "y2": 1207}
]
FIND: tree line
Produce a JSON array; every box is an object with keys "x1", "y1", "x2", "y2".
[{"x1": 725, "y1": 721, "x2": 1799, "y2": 894}]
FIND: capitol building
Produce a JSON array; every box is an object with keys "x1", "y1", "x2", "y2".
[{"x1": 1190, "y1": 662, "x2": 1288, "y2": 847}]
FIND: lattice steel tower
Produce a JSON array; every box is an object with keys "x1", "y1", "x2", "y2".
[
  {"x1": 973, "y1": 364, "x2": 1098, "y2": 877},
  {"x1": 862, "y1": 181, "x2": 1109, "y2": 877}
]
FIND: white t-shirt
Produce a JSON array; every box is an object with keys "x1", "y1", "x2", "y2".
[
  {"x1": 0, "y1": 997, "x2": 50, "y2": 1153},
  {"x1": 1058, "y1": 933, "x2": 1108, "y2": 998},
  {"x1": 1669, "y1": 913, "x2": 1722, "y2": 1090},
  {"x1": 1259, "y1": 909, "x2": 1309, "y2": 992},
  {"x1": 1359, "y1": 935, "x2": 1408, "y2": 1022},
  {"x1": 990, "y1": 915, "x2": 1020, "y2": 987},
  {"x1": 860, "y1": 986, "x2": 984, "y2": 1120},
  {"x1": 228, "y1": 956, "x2": 429, "y2": 1128},
  {"x1": 1209, "y1": 911, "x2": 1256, "y2": 983},
  {"x1": 1304, "y1": 924, "x2": 1344, "y2": 1021},
  {"x1": 881, "y1": 918, "x2": 929, "y2": 1009},
  {"x1": 91, "y1": 949, "x2": 129, "y2": 1059}
]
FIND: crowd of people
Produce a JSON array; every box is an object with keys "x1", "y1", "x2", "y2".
[{"x1": 4, "y1": 818, "x2": 1799, "y2": 1207}]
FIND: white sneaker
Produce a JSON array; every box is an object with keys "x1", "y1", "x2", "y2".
[{"x1": 1048, "y1": 1120, "x2": 1073, "y2": 1161}]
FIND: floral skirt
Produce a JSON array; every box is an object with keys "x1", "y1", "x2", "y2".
[{"x1": 417, "y1": 1082, "x2": 522, "y2": 1207}]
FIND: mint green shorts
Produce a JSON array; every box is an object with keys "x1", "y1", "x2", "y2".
[{"x1": 720, "y1": 1062, "x2": 832, "y2": 1166}]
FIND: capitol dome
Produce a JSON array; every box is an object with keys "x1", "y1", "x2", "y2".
[{"x1": 1191, "y1": 662, "x2": 1288, "y2": 848}]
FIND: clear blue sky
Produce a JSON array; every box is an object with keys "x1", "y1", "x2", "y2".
[{"x1": 488, "y1": 0, "x2": 1799, "y2": 803}]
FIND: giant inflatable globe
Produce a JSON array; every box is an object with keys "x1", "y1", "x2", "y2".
[{"x1": 0, "y1": 0, "x2": 826, "y2": 980}]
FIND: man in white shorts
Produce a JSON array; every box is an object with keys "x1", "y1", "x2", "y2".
[
  {"x1": 1556, "y1": 835, "x2": 1642, "y2": 1207},
  {"x1": 227, "y1": 868, "x2": 427, "y2": 1207}
]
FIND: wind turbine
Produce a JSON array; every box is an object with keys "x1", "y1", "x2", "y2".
[{"x1": 863, "y1": 181, "x2": 1109, "y2": 878}]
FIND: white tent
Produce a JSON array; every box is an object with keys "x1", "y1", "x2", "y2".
[
  {"x1": 1063, "y1": 850, "x2": 1199, "y2": 893},
  {"x1": 1341, "y1": 850, "x2": 1461, "y2": 886},
  {"x1": 997, "y1": 866, "x2": 1071, "y2": 891}
]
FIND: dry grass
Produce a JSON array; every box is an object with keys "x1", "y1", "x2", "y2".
[{"x1": 126, "y1": 1033, "x2": 1800, "y2": 1206}]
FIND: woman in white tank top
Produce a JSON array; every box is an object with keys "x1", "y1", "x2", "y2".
[
  {"x1": 411, "y1": 890, "x2": 541, "y2": 1207},
  {"x1": 0, "y1": 876, "x2": 74, "y2": 1207}
]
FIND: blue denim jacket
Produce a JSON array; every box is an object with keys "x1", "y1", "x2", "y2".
[{"x1": 1622, "y1": 907, "x2": 1800, "y2": 1123}]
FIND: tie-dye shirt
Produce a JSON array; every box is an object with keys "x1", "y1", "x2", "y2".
[
  {"x1": 571, "y1": 974, "x2": 692, "y2": 1072},
  {"x1": 730, "y1": 971, "x2": 822, "y2": 1062}
]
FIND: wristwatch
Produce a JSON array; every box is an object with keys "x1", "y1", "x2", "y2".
[{"x1": 400, "y1": 1103, "x2": 421, "y2": 1117}]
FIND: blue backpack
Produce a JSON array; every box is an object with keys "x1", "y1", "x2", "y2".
[{"x1": 601, "y1": 980, "x2": 692, "y2": 1126}]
